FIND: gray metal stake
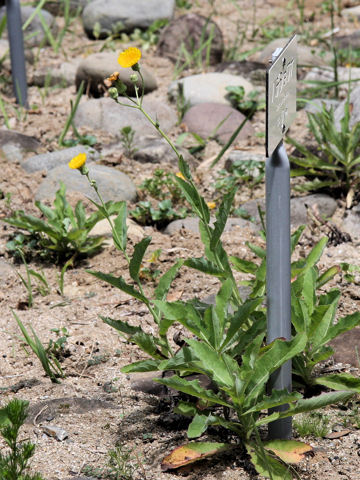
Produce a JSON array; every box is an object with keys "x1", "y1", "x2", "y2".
[
  {"x1": 266, "y1": 140, "x2": 292, "y2": 439},
  {"x1": 6, "y1": 0, "x2": 28, "y2": 106}
]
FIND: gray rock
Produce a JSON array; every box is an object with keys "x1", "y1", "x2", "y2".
[
  {"x1": 31, "y1": 60, "x2": 80, "y2": 87},
  {"x1": 304, "y1": 67, "x2": 360, "y2": 95},
  {"x1": 333, "y1": 31, "x2": 360, "y2": 50},
  {"x1": 36, "y1": 164, "x2": 136, "y2": 203},
  {"x1": 169, "y1": 73, "x2": 254, "y2": 107},
  {"x1": 329, "y1": 327, "x2": 360, "y2": 367},
  {"x1": 0, "y1": 130, "x2": 40, "y2": 162},
  {"x1": 133, "y1": 136, "x2": 195, "y2": 165},
  {"x1": 241, "y1": 194, "x2": 337, "y2": 229},
  {"x1": 73, "y1": 97, "x2": 177, "y2": 140},
  {"x1": 164, "y1": 216, "x2": 253, "y2": 235},
  {"x1": 257, "y1": 38, "x2": 331, "y2": 67},
  {"x1": 43, "y1": 0, "x2": 91, "y2": 16},
  {"x1": 215, "y1": 60, "x2": 266, "y2": 86},
  {"x1": 341, "y1": 5, "x2": 360, "y2": 19},
  {"x1": 183, "y1": 103, "x2": 254, "y2": 144},
  {"x1": 342, "y1": 204, "x2": 360, "y2": 240},
  {"x1": 0, "y1": 6, "x2": 57, "y2": 48},
  {"x1": 334, "y1": 85, "x2": 360, "y2": 129},
  {"x1": 75, "y1": 52, "x2": 157, "y2": 97},
  {"x1": 304, "y1": 98, "x2": 340, "y2": 114},
  {"x1": 21, "y1": 146, "x2": 99, "y2": 174},
  {"x1": 0, "y1": 130, "x2": 40, "y2": 153},
  {"x1": 0, "y1": 39, "x2": 34, "y2": 64},
  {"x1": 82, "y1": 0, "x2": 175, "y2": 39},
  {"x1": 157, "y1": 13, "x2": 223, "y2": 66}
]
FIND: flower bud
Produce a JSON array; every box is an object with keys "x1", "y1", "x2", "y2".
[
  {"x1": 130, "y1": 73, "x2": 138, "y2": 83},
  {"x1": 108, "y1": 87, "x2": 119, "y2": 99}
]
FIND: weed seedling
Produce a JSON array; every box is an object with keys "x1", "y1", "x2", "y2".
[
  {"x1": 294, "y1": 411, "x2": 331, "y2": 438},
  {"x1": 120, "y1": 126, "x2": 138, "y2": 158},
  {"x1": 12, "y1": 310, "x2": 65, "y2": 383},
  {"x1": 0, "y1": 398, "x2": 44, "y2": 480}
]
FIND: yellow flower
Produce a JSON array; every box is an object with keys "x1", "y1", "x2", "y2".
[
  {"x1": 118, "y1": 47, "x2": 141, "y2": 68},
  {"x1": 207, "y1": 201, "x2": 216, "y2": 210},
  {"x1": 176, "y1": 172, "x2": 186, "y2": 180},
  {"x1": 69, "y1": 153, "x2": 87, "y2": 170}
]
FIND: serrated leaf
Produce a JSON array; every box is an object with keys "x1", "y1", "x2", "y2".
[
  {"x1": 101, "y1": 316, "x2": 142, "y2": 336},
  {"x1": 121, "y1": 359, "x2": 160, "y2": 373},
  {"x1": 314, "y1": 373, "x2": 360, "y2": 392},
  {"x1": 184, "y1": 257, "x2": 227, "y2": 277},
  {"x1": 229, "y1": 256, "x2": 258, "y2": 274},
  {"x1": 210, "y1": 190, "x2": 235, "y2": 251},
  {"x1": 185, "y1": 339, "x2": 233, "y2": 388},
  {"x1": 161, "y1": 442, "x2": 232, "y2": 471},
  {"x1": 155, "y1": 375, "x2": 232, "y2": 407},
  {"x1": 87, "y1": 270, "x2": 148, "y2": 304}
]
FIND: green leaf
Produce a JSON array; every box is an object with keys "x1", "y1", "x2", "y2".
[
  {"x1": 74, "y1": 201, "x2": 86, "y2": 228},
  {"x1": 184, "y1": 257, "x2": 227, "y2": 277},
  {"x1": 246, "y1": 442, "x2": 292, "y2": 480},
  {"x1": 178, "y1": 155, "x2": 192, "y2": 181},
  {"x1": 210, "y1": 190, "x2": 235, "y2": 251},
  {"x1": 314, "y1": 373, "x2": 360, "y2": 392},
  {"x1": 243, "y1": 389, "x2": 302, "y2": 415},
  {"x1": 316, "y1": 266, "x2": 339, "y2": 288},
  {"x1": 87, "y1": 271, "x2": 148, "y2": 303},
  {"x1": 246, "y1": 241, "x2": 266, "y2": 259},
  {"x1": 113, "y1": 202, "x2": 128, "y2": 251},
  {"x1": 121, "y1": 359, "x2": 160, "y2": 373},
  {"x1": 154, "y1": 259, "x2": 184, "y2": 301},
  {"x1": 155, "y1": 375, "x2": 232, "y2": 407},
  {"x1": 257, "y1": 391, "x2": 355, "y2": 426},
  {"x1": 321, "y1": 311, "x2": 360, "y2": 346},
  {"x1": 229, "y1": 256, "x2": 258, "y2": 274},
  {"x1": 185, "y1": 339, "x2": 234, "y2": 388},
  {"x1": 129, "y1": 236, "x2": 152, "y2": 282},
  {"x1": 101, "y1": 316, "x2": 142, "y2": 336},
  {"x1": 153, "y1": 300, "x2": 203, "y2": 338},
  {"x1": 187, "y1": 414, "x2": 211, "y2": 438},
  {"x1": 221, "y1": 297, "x2": 264, "y2": 353},
  {"x1": 244, "y1": 334, "x2": 307, "y2": 406},
  {"x1": 291, "y1": 225, "x2": 306, "y2": 253},
  {"x1": 131, "y1": 331, "x2": 167, "y2": 359}
]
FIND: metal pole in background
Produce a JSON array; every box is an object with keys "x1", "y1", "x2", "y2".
[
  {"x1": 265, "y1": 36, "x2": 296, "y2": 440},
  {"x1": 266, "y1": 140, "x2": 292, "y2": 440},
  {"x1": 6, "y1": 0, "x2": 28, "y2": 106}
]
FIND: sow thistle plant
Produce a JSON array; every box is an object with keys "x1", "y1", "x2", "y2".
[{"x1": 68, "y1": 47, "x2": 360, "y2": 479}]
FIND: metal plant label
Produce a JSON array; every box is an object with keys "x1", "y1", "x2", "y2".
[{"x1": 266, "y1": 35, "x2": 297, "y2": 157}]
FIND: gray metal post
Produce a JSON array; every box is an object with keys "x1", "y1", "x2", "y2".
[
  {"x1": 6, "y1": 0, "x2": 28, "y2": 106},
  {"x1": 266, "y1": 140, "x2": 292, "y2": 439}
]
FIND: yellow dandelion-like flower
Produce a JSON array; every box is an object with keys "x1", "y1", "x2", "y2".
[
  {"x1": 69, "y1": 153, "x2": 87, "y2": 170},
  {"x1": 207, "y1": 201, "x2": 216, "y2": 210},
  {"x1": 176, "y1": 172, "x2": 186, "y2": 180},
  {"x1": 104, "y1": 71, "x2": 120, "y2": 87},
  {"x1": 118, "y1": 47, "x2": 141, "y2": 68}
]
